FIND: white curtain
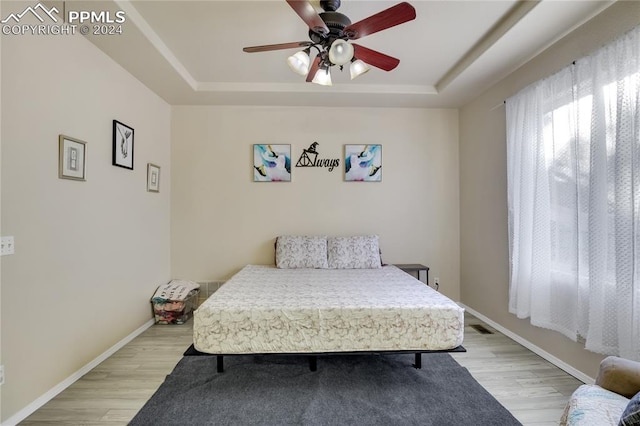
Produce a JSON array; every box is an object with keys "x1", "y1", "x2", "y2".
[{"x1": 506, "y1": 25, "x2": 640, "y2": 359}]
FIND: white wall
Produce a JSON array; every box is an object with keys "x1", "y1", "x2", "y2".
[
  {"x1": 171, "y1": 106, "x2": 460, "y2": 300},
  {"x1": 459, "y1": 1, "x2": 640, "y2": 379},
  {"x1": 1, "y1": 31, "x2": 171, "y2": 421}
]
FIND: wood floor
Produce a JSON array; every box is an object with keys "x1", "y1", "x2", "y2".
[{"x1": 19, "y1": 314, "x2": 582, "y2": 425}]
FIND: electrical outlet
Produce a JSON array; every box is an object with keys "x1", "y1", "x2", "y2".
[
  {"x1": 0, "y1": 365, "x2": 4, "y2": 386},
  {"x1": 434, "y1": 277, "x2": 440, "y2": 289},
  {"x1": 1, "y1": 236, "x2": 15, "y2": 256}
]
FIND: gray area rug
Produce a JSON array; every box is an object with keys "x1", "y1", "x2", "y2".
[{"x1": 130, "y1": 352, "x2": 521, "y2": 425}]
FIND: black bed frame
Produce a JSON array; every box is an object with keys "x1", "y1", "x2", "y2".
[{"x1": 213, "y1": 346, "x2": 466, "y2": 373}]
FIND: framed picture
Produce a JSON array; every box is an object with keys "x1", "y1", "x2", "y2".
[
  {"x1": 253, "y1": 144, "x2": 291, "y2": 182},
  {"x1": 147, "y1": 163, "x2": 160, "y2": 192},
  {"x1": 58, "y1": 135, "x2": 87, "y2": 181},
  {"x1": 344, "y1": 144, "x2": 382, "y2": 182},
  {"x1": 112, "y1": 120, "x2": 134, "y2": 170}
]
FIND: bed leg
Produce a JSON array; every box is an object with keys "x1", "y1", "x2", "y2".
[
  {"x1": 217, "y1": 355, "x2": 224, "y2": 373},
  {"x1": 309, "y1": 356, "x2": 317, "y2": 372},
  {"x1": 413, "y1": 353, "x2": 422, "y2": 369}
]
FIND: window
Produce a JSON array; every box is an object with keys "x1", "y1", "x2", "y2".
[{"x1": 506, "y1": 25, "x2": 640, "y2": 359}]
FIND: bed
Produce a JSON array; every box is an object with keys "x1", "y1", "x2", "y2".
[{"x1": 193, "y1": 235, "x2": 465, "y2": 372}]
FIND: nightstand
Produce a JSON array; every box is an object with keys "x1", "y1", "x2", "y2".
[{"x1": 394, "y1": 264, "x2": 431, "y2": 287}]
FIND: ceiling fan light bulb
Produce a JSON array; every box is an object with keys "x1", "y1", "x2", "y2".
[
  {"x1": 312, "y1": 67, "x2": 332, "y2": 86},
  {"x1": 350, "y1": 59, "x2": 370, "y2": 80},
  {"x1": 328, "y1": 39, "x2": 354, "y2": 66},
  {"x1": 287, "y1": 49, "x2": 311, "y2": 76}
]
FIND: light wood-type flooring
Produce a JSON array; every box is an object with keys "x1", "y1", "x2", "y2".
[{"x1": 19, "y1": 314, "x2": 583, "y2": 425}]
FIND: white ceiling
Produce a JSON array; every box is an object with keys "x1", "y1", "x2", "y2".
[{"x1": 83, "y1": 0, "x2": 613, "y2": 107}]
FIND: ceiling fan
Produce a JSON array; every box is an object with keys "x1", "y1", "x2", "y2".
[{"x1": 242, "y1": 0, "x2": 416, "y2": 86}]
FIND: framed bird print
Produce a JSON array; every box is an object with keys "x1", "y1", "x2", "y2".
[
  {"x1": 113, "y1": 120, "x2": 134, "y2": 170},
  {"x1": 253, "y1": 144, "x2": 291, "y2": 182},
  {"x1": 344, "y1": 144, "x2": 382, "y2": 182}
]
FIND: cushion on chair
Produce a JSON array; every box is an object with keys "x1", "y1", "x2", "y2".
[
  {"x1": 597, "y1": 357, "x2": 640, "y2": 399},
  {"x1": 619, "y1": 391, "x2": 640, "y2": 426},
  {"x1": 560, "y1": 384, "x2": 630, "y2": 426}
]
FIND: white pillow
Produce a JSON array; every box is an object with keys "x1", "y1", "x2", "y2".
[
  {"x1": 327, "y1": 235, "x2": 382, "y2": 269},
  {"x1": 275, "y1": 235, "x2": 328, "y2": 269}
]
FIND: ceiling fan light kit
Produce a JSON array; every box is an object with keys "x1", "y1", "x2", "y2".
[
  {"x1": 243, "y1": 0, "x2": 416, "y2": 86},
  {"x1": 312, "y1": 65, "x2": 333, "y2": 86},
  {"x1": 350, "y1": 58, "x2": 370, "y2": 80},
  {"x1": 328, "y1": 39, "x2": 354, "y2": 66},
  {"x1": 287, "y1": 48, "x2": 312, "y2": 76}
]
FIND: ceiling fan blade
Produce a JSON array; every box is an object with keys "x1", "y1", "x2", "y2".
[
  {"x1": 286, "y1": 0, "x2": 329, "y2": 35},
  {"x1": 352, "y1": 44, "x2": 400, "y2": 71},
  {"x1": 306, "y1": 56, "x2": 321, "y2": 82},
  {"x1": 243, "y1": 41, "x2": 311, "y2": 53},
  {"x1": 344, "y1": 2, "x2": 416, "y2": 40}
]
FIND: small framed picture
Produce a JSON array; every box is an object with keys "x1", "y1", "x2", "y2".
[
  {"x1": 253, "y1": 144, "x2": 292, "y2": 182},
  {"x1": 147, "y1": 163, "x2": 160, "y2": 192},
  {"x1": 58, "y1": 135, "x2": 87, "y2": 181},
  {"x1": 344, "y1": 144, "x2": 382, "y2": 182},
  {"x1": 113, "y1": 120, "x2": 134, "y2": 170}
]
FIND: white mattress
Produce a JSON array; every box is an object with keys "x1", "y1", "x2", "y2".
[{"x1": 193, "y1": 265, "x2": 464, "y2": 354}]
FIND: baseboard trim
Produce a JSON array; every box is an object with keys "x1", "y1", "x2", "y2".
[
  {"x1": 2, "y1": 319, "x2": 155, "y2": 426},
  {"x1": 460, "y1": 304, "x2": 595, "y2": 385}
]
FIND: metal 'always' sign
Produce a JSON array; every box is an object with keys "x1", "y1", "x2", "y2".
[{"x1": 295, "y1": 143, "x2": 340, "y2": 172}]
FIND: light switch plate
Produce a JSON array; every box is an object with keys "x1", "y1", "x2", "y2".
[{"x1": 1, "y1": 236, "x2": 15, "y2": 255}]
